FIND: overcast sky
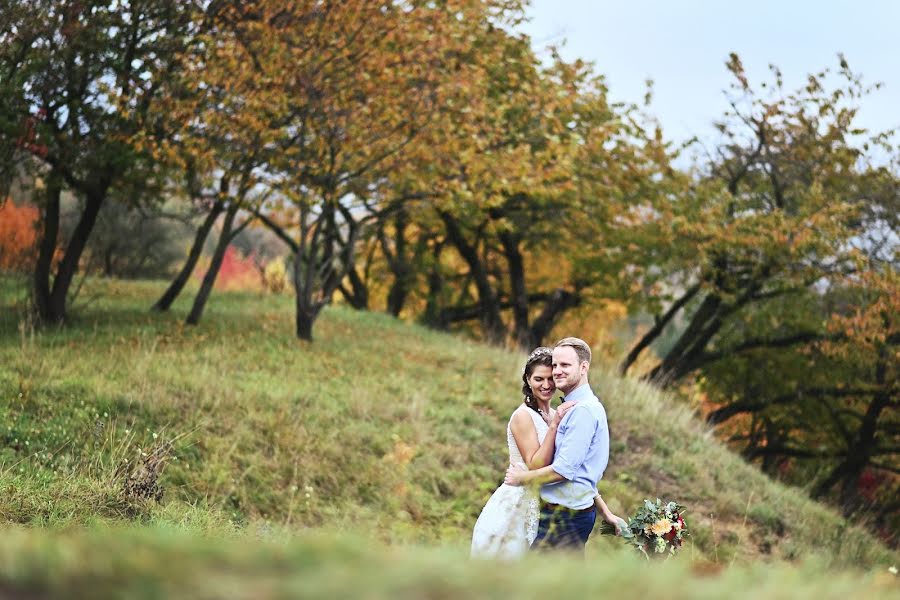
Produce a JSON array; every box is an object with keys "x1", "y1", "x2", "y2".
[{"x1": 520, "y1": 0, "x2": 900, "y2": 148}]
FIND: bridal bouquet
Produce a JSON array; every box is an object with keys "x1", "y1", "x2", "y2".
[{"x1": 600, "y1": 498, "x2": 688, "y2": 559}]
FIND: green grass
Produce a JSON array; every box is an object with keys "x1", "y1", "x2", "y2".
[
  {"x1": 0, "y1": 275, "x2": 897, "y2": 597},
  {"x1": 0, "y1": 525, "x2": 898, "y2": 600}
]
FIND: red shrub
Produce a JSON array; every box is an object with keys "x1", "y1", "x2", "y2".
[{"x1": 196, "y1": 246, "x2": 263, "y2": 291}]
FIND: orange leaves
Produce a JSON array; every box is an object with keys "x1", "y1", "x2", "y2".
[
  {"x1": 0, "y1": 198, "x2": 40, "y2": 272},
  {"x1": 822, "y1": 268, "x2": 900, "y2": 362}
]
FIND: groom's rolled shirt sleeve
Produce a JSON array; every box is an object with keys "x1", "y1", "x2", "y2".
[{"x1": 551, "y1": 408, "x2": 595, "y2": 480}]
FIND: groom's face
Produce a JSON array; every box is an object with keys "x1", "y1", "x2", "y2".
[{"x1": 552, "y1": 346, "x2": 586, "y2": 394}]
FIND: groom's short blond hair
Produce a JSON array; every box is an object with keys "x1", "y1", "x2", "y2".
[{"x1": 554, "y1": 337, "x2": 592, "y2": 365}]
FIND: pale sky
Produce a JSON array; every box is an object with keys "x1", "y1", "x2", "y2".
[{"x1": 521, "y1": 0, "x2": 900, "y2": 149}]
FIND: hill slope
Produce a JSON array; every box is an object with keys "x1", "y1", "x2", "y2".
[{"x1": 0, "y1": 276, "x2": 896, "y2": 578}]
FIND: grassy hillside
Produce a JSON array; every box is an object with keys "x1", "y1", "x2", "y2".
[{"x1": 0, "y1": 275, "x2": 897, "y2": 597}]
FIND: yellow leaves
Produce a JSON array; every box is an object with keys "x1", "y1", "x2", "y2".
[{"x1": 385, "y1": 438, "x2": 416, "y2": 467}]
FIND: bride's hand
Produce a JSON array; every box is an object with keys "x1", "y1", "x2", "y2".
[
  {"x1": 504, "y1": 462, "x2": 527, "y2": 486},
  {"x1": 551, "y1": 400, "x2": 577, "y2": 428}
]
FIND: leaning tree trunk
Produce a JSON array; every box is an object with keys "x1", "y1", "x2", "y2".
[
  {"x1": 339, "y1": 265, "x2": 369, "y2": 310},
  {"x1": 619, "y1": 283, "x2": 701, "y2": 375},
  {"x1": 644, "y1": 293, "x2": 723, "y2": 387},
  {"x1": 185, "y1": 203, "x2": 237, "y2": 326},
  {"x1": 152, "y1": 200, "x2": 224, "y2": 312}
]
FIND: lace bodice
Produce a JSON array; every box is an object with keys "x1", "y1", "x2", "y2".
[{"x1": 506, "y1": 403, "x2": 551, "y2": 466}]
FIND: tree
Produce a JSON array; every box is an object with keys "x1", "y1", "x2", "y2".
[
  {"x1": 0, "y1": 0, "x2": 200, "y2": 324},
  {"x1": 141, "y1": 2, "x2": 287, "y2": 322},
  {"x1": 611, "y1": 55, "x2": 899, "y2": 536},
  {"x1": 150, "y1": 182, "x2": 225, "y2": 312},
  {"x1": 699, "y1": 267, "x2": 898, "y2": 536},
  {"x1": 246, "y1": 0, "x2": 518, "y2": 340},
  {"x1": 0, "y1": 1, "x2": 39, "y2": 198},
  {"x1": 812, "y1": 269, "x2": 898, "y2": 515},
  {"x1": 618, "y1": 55, "x2": 897, "y2": 387},
  {"x1": 385, "y1": 29, "x2": 670, "y2": 349}
]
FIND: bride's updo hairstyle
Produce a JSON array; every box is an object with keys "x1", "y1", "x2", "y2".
[{"x1": 521, "y1": 346, "x2": 553, "y2": 414}]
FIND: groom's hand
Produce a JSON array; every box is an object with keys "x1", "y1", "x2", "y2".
[
  {"x1": 606, "y1": 514, "x2": 625, "y2": 536},
  {"x1": 504, "y1": 462, "x2": 527, "y2": 486}
]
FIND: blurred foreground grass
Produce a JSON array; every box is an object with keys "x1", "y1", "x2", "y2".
[{"x1": 0, "y1": 525, "x2": 897, "y2": 600}]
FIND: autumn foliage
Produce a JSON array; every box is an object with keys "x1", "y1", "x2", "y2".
[
  {"x1": 0, "y1": 198, "x2": 39, "y2": 272},
  {"x1": 1, "y1": 0, "x2": 897, "y2": 541},
  {"x1": 197, "y1": 246, "x2": 262, "y2": 292}
]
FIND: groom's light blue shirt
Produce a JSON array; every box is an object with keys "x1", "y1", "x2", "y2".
[{"x1": 541, "y1": 383, "x2": 609, "y2": 510}]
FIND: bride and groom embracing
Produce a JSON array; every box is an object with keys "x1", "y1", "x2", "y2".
[{"x1": 471, "y1": 337, "x2": 622, "y2": 559}]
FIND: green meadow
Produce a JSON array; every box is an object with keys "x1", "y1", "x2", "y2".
[{"x1": 0, "y1": 276, "x2": 897, "y2": 598}]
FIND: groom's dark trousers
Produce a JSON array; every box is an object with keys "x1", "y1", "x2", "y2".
[{"x1": 530, "y1": 503, "x2": 596, "y2": 555}]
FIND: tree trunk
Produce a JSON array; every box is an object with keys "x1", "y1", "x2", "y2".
[
  {"x1": 644, "y1": 293, "x2": 723, "y2": 387},
  {"x1": 498, "y1": 230, "x2": 532, "y2": 350},
  {"x1": 759, "y1": 416, "x2": 785, "y2": 476},
  {"x1": 381, "y1": 208, "x2": 414, "y2": 318},
  {"x1": 294, "y1": 298, "x2": 318, "y2": 341},
  {"x1": 639, "y1": 259, "x2": 774, "y2": 387},
  {"x1": 152, "y1": 200, "x2": 224, "y2": 312},
  {"x1": 837, "y1": 355, "x2": 892, "y2": 513},
  {"x1": 296, "y1": 311, "x2": 314, "y2": 340},
  {"x1": 331, "y1": 200, "x2": 371, "y2": 311},
  {"x1": 525, "y1": 288, "x2": 581, "y2": 350},
  {"x1": 814, "y1": 354, "x2": 891, "y2": 515},
  {"x1": 619, "y1": 283, "x2": 701, "y2": 376},
  {"x1": 291, "y1": 199, "x2": 356, "y2": 341},
  {"x1": 292, "y1": 245, "x2": 323, "y2": 341},
  {"x1": 43, "y1": 186, "x2": 106, "y2": 323},
  {"x1": 421, "y1": 241, "x2": 447, "y2": 329},
  {"x1": 438, "y1": 210, "x2": 505, "y2": 344},
  {"x1": 386, "y1": 275, "x2": 409, "y2": 317},
  {"x1": 339, "y1": 265, "x2": 369, "y2": 310},
  {"x1": 32, "y1": 173, "x2": 61, "y2": 322},
  {"x1": 185, "y1": 203, "x2": 237, "y2": 326}
]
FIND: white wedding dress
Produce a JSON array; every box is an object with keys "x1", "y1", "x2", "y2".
[{"x1": 471, "y1": 404, "x2": 551, "y2": 559}]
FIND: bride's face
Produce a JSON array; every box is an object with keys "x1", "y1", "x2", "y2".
[{"x1": 528, "y1": 365, "x2": 556, "y2": 402}]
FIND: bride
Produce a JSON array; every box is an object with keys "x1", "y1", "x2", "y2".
[{"x1": 470, "y1": 347, "x2": 563, "y2": 559}]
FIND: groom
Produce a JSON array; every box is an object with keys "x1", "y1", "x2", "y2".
[{"x1": 504, "y1": 337, "x2": 613, "y2": 554}]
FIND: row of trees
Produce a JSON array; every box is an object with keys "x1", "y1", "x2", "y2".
[
  {"x1": 1, "y1": 2, "x2": 896, "y2": 538},
  {"x1": 1, "y1": 0, "x2": 670, "y2": 340}
]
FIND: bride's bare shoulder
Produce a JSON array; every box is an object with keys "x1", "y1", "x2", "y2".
[{"x1": 508, "y1": 403, "x2": 529, "y2": 422}]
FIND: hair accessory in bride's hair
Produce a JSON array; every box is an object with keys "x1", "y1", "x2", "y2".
[
  {"x1": 527, "y1": 346, "x2": 552, "y2": 362},
  {"x1": 522, "y1": 346, "x2": 552, "y2": 375}
]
